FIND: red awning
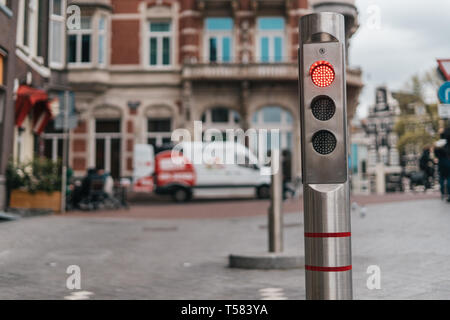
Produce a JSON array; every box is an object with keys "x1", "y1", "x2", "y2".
[
  {"x1": 15, "y1": 85, "x2": 53, "y2": 135},
  {"x1": 33, "y1": 100, "x2": 54, "y2": 135}
]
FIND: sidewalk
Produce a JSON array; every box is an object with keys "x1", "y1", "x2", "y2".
[{"x1": 0, "y1": 198, "x2": 448, "y2": 299}]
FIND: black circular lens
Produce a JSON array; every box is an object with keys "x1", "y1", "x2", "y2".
[
  {"x1": 312, "y1": 130, "x2": 337, "y2": 155},
  {"x1": 311, "y1": 96, "x2": 336, "y2": 121}
]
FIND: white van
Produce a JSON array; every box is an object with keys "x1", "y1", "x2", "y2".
[{"x1": 133, "y1": 142, "x2": 272, "y2": 202}]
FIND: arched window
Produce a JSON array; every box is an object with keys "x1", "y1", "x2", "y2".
[
  {"x1": 95, "y1": 118, "x2": 121, "y2": 179},
  {"x1": 92, "y1": 106, "x2": 122, "y2": 179},
  {"x1": 251, "y1": 106, "x2": 293, "y2": 151},
  {"x1": 201, "y1": 107, "x2": 241, "y2": 141},
  {"x1": 251, "y1": 107, "x2": 294, "y2": 178},
  {"x1": 145, "y1": 105, "x2": 174, "y2": 149}
]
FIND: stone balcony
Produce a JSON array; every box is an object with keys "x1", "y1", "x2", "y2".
[
  {"x1": 182, "y1": 63, "x2": 299, "y2": 82},
  {"x1": 182, "y1": 62, "x2": 363, "y2": 86}
]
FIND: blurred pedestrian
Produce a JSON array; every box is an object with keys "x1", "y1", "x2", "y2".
[
  {"x1": 419, "y1": 146, "x2": 435, "y2": 189},
  {"x1": 434, "y1": 141, "x2": 450, "y2": 202},
  {"x1": 81, "y1": 168, "x2": 98, "y2": 198},
  {"x1": 97, "y1": 168, "x2": 105, "y2": 179},
  {"x1": 103, "y1": 172, "x2": 114, "y2": 198},
  {"x1": 439, "y1": 125, "x2": 450, "y2": 153}
]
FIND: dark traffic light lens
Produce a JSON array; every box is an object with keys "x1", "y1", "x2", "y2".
[
  {"x1": 312, "y1": 130, "x2": 337, "y2": 155},
  {"x1": 311, "y1": 96, "x2": 336, "y2": 121}
]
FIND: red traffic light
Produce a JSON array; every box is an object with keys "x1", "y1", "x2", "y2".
[{"x1": 310, "y1": 61, "x2": 335, "y2": 88}]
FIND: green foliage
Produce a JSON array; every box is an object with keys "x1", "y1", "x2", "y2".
[
  {"x1": 396, "y1": 128, "x2": 436, "y2": 155},
  {"x1": 393, "y1": 71, "x2": 441, "y2": 156},
  {"x1": 6, "y1": 158, "x2": 62, "y2": 194}
]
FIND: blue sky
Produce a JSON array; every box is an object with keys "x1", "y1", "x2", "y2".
[{"x1": 350, "y1": 0, "x2": 450, "y2": 118}]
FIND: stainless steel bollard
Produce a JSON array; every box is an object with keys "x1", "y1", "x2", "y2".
[
  {"x1": 269, "y1": 150, "x2": 283, "y2": 253},
  {"x1": 298, "y1": 12, "x2": 353, "y2": 300}
]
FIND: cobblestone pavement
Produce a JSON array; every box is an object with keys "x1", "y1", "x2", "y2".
[{"x1": 0, "y1": 197, "x2": 449, "y2": 299}]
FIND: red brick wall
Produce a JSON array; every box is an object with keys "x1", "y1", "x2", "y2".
[
  {"x1": 111, "y1": 0, "x2": 175, "y2": 13},
  {"x1": 111, "y1": 20, "x2": 140, "y2": 64},
  {"x1": 109, "y1": 0, "x2": 305, "y2": 65},
  {"x1": 73, "y1": 157, "x2": 86, "y2": 171},
  {"x1": 73, "y1": 139, "x2": 86, "y2": 153},
  {"x1": 111, "y1": 0, "x2": 141, "y2": 13},
  {"x1": 127, "y1": 139, "x2": 134, "y2": 152},
  {"x1": 127, "y1": 120, "x2": 134, "y2": 133},
  {"x1": 127, "y1": 157, "x2": 133, "y2": 171},
  {"x1": 297, "y1": 0, "x2": 308, "y2": 9},
  {"x1": 73, "y1": 120, "x2": 86, "y2": 134},
  {"x1": 180, "y1": 0, "x2": 196, "y2": 10},
  {"x1": 179, "y1": 0, "x2": 201, "y2": 63}
]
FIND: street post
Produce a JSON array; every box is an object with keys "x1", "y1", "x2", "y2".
[
  {"x1": 268, "y1": 149, "x2": 283, "y2": 253},
  {"x1": 298, "y1": 12, "x2": 353, "y2": 300},
  {"x1": 60, "y1": 91, "x2": 69, "y2": 214}
]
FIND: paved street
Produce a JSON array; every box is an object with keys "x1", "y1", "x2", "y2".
[
  {"x1": 0, "y1": 196, "x2": 449, "y2": 299},
  {"x1": 71, "y1": 192, "x2": 439, "y2": 219}
]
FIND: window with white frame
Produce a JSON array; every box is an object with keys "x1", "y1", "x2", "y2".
[
  {"x1": 251, "y1": 106, "x2": 293, "y2": 154},
  {"x1": 0, "y1": 0, "x2": 12, "y2": 10},
  {"x1": 41, "y1": 119, "x2": 64, "y2": 162},
  {"x1": 23, "y1": 0, "x2": 31, "y2": 48},
  {"x1": 49, "y1": 0, "x2": 65, "y2": 68},
  {"x1": 201, "y1": 107, "x2": 241, "y2": 141},
  {"x1": 147, "y1": 118, "x2": 172, "y2": 148},
  {"x1": 148, "y1": 21, "x2": 172, "y2": 67},
  {"x1": 18, "y1": 0, "x2": 38, "y2": 55},
  {"x1": 0, "y1": 53, "x2": 4, "y2": 124},
  {"x1": 95, "y1": 119, "x2": 122, "y2": 179},
  {"x1": 98, "y1": 15, "x2": 107, "y2": 66},
  {"x1": 68, "y1": 17, "x2": 92, "y2": 65},
  {"x1": 204, "y1": 18, "x2": 233, "y2": 63},
  {"x1": 257, "y1": 17, "x2": 285, "y2": 63}
]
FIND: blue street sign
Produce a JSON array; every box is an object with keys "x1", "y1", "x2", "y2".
[{"x1": 438, "y1": 81, "x2": 450, "y2": 104}]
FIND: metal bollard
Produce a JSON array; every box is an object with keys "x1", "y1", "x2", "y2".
[
  {"x1": 268, "y1": 150, "x2": 283, "y2": 253},
  {"x1": 298, "y1": 12, "x2": 353, "y2": 299}
]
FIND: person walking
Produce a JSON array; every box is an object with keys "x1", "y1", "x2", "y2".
[
  {"x1": 103, "y1": 172, "x2": 114, "y2": 198},
  {"x1": 435, "y1": 142, "x2": 450, "y2": 202},
  {"x1": 419, "y1": 146, "x2": 435, "y2": 190}
]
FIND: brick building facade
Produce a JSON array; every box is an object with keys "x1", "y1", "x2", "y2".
[
  {"x1": 14, "y1": 0, "x2": 72, "y2": 164},
  {"x1": 67, "y1": 0, "x2": 363, "y2": 179},
  {"x1": 0, "y1": 0, "x2": 18, "y2": 208}
]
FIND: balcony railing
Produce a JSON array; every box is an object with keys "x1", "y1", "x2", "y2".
[
  {"x1": 182, "y1": 63, "x2": 299, "y2": 81},
  {"x1": 183, "y1": 63, "x2": 364, "y2": 87}
]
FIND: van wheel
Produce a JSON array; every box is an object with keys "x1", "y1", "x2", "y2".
[
  {"x1": 172, "y1": 187, "x2": 192, "y2": 202},
  {"x1": 257, "y1": 185, "x2": 270, "y2": 199}
]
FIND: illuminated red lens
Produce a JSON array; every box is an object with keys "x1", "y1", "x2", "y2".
[{"x1": 310, "y1": 61, "x2": 335, "y2": 87}]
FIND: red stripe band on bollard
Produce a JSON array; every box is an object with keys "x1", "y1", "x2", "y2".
[
  {"x1": 305, "y1": 265, "x2": 352, "y2": 272},
  {"x1": 304, "y1": 232, "x2": 351, "y2": 238}
]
